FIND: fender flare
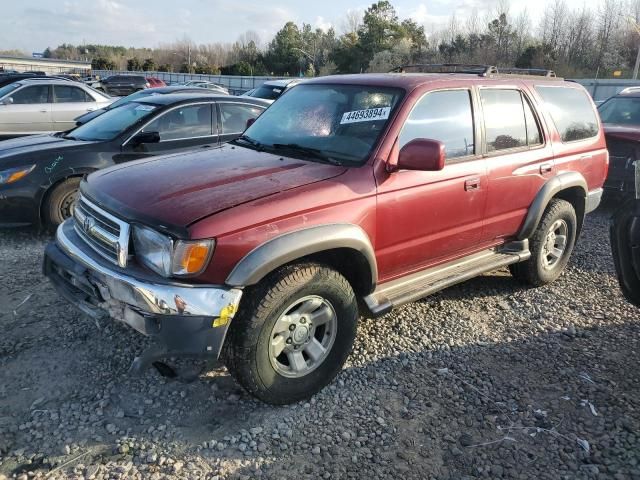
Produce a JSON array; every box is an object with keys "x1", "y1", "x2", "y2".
[
  {"x1": 517, "y1": 171, "x2": 587, "y2": 240},
  {"x1": 225, "y1": 223, "x2": 378, "y2": 290}
]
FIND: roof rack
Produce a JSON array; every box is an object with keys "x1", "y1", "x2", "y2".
[
  {"x1": 390, "y1": 64, "x2": 557, "y2": 78},
  {"x1": 620, "y1": 86, "x2": 640, "y2": 95}
]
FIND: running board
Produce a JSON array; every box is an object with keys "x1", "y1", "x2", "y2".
[{"x1": 363, "y1": 241, "x2": 530, "y2": 317}]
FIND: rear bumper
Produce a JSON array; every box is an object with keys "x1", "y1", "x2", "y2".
[{"x1": 44, "y1": 220, "x2": 243, "y2": 371}]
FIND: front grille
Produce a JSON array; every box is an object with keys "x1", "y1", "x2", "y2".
[{"x1": 73, "y1": 195, "x2": 130, "y2": 267}]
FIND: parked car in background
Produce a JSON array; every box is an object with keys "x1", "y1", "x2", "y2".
[
  {"x1": 0, "y1": 72, "x2": 52, "y2": 88},
  {"x1": 242, "y1": 79, "x2": 302, "y2": 103},
  {"x1": 146, "y1": 77, "x2": 166, "y2": 88},
  {"x1": 0, "y1": 93, "x2": 269, "y2": 228},
  {"x1": 0, "y1": 79, "x2": 113, "y2": 139},
  {"x1": 598, "y1": 88, "x2": 640, "y2": 197},
  {"x1": 43, "y1": 68, "x2": 607, "y2": 404},
  {"x1": 610, "y1": 161, "x2": 640, "y2": 306},
  {"x1": 181, "y1": 80, "x2": 229, "y2": 95},
  {"x1": 74, "y1": 86, "x2": 224, "y2": 125},
  {"x1": 99, "y1": 75, "x2": 149, "y2": 96}
]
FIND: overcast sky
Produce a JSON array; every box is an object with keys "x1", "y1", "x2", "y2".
[{"x1": 0, "y1": 0, "x2": 599, "y2": 53}]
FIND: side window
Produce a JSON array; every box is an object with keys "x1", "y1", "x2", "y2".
[
  {"x1": 399, "y1": 90, "x2": 474, "y2": 160},
  {"x1": 220, "y1": 103, "x2": 264, "y2": 134},
  {"x1": 142, "y1": 104, "x2": 213, "y2": 141},
  {"x1": 523, "y1": 96, "x2": 543, "y2": 146},
  {"x1": 480, "y1": 89, "x2": 527, "y2": 152},
  {"x1": 54, "y1": 86, "x2": 92, "y2": 103},
  {"x1": 535, "y1": 86, "x2": 598, "y2": 142},
  {"x1": 10, "y1": 85, "x2": 49, "y2": 104}
]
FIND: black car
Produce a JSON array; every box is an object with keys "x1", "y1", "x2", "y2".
[
  {"x1": 0, "y1": 94, "x2": 269, "y2": 228},
  {"x1": 74, "y1": 86, "x2": 224, "y2": 126},
  {"x1": 100, "y1": 75, "x2": 149, "y2": 96}
]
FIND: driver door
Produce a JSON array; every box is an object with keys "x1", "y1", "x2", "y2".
[
  {"x1": 0, "y1": 84, "x2": 53, "y2": 134},
  {"x1": 118, "y1": 103, "x2": 218, "y2": 163}
]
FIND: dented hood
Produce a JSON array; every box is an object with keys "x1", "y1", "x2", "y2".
[{"x1": 84, "y1": 144, "x2": 347, "y2": 229}]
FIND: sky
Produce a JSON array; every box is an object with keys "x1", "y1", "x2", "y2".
[{"x1": 0, "y1": 0, "x2": 599, "y2": 53}]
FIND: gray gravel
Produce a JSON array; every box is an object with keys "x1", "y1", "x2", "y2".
[{"x1": 0, "y1": 206, "x2": 639, "y2": 480}]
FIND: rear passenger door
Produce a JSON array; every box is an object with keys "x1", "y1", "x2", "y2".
[
  {"x1": 480, "y1": 86, "x2": 554, "y2": 241},
  {"x1": 52, "y1": 85, "x2": 99, "y2": 131},
  {"x1": 376, "y1": 89, "x2": 489, "y2": 279},
  {"x1": 217, "y1": 102, "x2": 264, "y2": 143},
  {"x1": 0, "y1": 85, "x2": 52, "y2": 133}
]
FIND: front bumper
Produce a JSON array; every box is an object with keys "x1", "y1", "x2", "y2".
[
  {"x1": 43, "y1": 220, "x2": 243, "y2": 371},
  {"x1": 0, "y1": 182, "x2": 40, "y2": 227}
]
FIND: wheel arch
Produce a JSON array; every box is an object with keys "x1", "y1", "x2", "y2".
[
  {"x1": 39, "y1": 169, "x2": 95, "y2": 225},
  {"x1": 518, "y1": 172, "x2": 587, "y2": 241},
  {"x1": 225, "y1": 224, "x2": 378, "y2": 296}
]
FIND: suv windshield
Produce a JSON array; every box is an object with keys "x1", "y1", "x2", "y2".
[
  {"x1": 69, "y1": 102, "x2": 157, "y2": 141},
  {"x1": 242, "y1": 84, "x2": 404, "y2": 165},
  {"x1": 599, "y1": 96, "x2": 640, "y2": 125}
]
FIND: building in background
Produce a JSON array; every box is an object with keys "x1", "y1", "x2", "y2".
[{"x1": 0, "y1": 56, "x2": 91, "y2": 75}]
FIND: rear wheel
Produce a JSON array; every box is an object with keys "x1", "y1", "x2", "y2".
[
  {"x1": 43, "y1": 177, "x2": 81, "y2": 230},
  {"x1": 510, "y1": 198, "x2": 577, "y2": 286},
  {"x1": 224, "y1": 263, "x2": 358, "y2": 404}
]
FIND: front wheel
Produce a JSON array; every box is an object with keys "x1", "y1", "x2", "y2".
[
  {"x1": 43, "y1": 177, "x2": 81, "y2": 231},
  {"x1": 510, "y1": 198, "x2": 577, "y2": 286},
  {"x1": 224, "y1": 263, "x2": 358, "y2": 404}
]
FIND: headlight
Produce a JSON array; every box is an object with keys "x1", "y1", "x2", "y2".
[
  {"x1": 132, "y1": 225, "x2": 215, "y2": 277},
  {"x1": 0, "y1": 165, "x2": 36, "y2": 185}
]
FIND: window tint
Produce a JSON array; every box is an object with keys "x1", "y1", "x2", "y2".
[
  {"x1": 54, "y1": 85, "x2": 92, "y2": 103},
  {"x1": 143, "y1": 104, "x2": 213, "y2": 141},
  {"x1": 399, "y1": 90, "x2": 474, "y2": 159},
  {"x1": 536, "y1": 86, "x2": 598, "y2": 142},
  {"x1": 480, "y1": 89, "x2": 527, "y2": 151},
  {"x1": 220, "y1": 103, "x2": 264, "y2": 134},
  {"x1": 10, "y1": 85, "x2": 49, "y2": 104}
]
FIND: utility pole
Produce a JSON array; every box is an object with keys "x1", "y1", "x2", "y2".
[{"x1": 624, "y1": 16, "x2": 640, "y2": 79}]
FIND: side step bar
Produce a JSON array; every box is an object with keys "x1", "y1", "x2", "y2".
[{"x1": 363, "y1": 241, "x2": 530, "y2": 317}]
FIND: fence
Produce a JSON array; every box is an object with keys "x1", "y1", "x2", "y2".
[
  {"x1": 570, "y1": 79, "x2": 640, "y2": 103},
  {"x1": 93, "y1": 70, "x2": 289, "y2": 95}
]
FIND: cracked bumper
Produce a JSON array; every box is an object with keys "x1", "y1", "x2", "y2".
[{"x1": 43, "y1": 220, "x2": 243, "y2": 370}]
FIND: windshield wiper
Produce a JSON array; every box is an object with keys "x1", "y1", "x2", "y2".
[
  {"x1": 232, "y1": 134, "x2": 265, "y2": 151},
  {"x1": 271, "y1": 143, "x2": 343, "y2": 166}
]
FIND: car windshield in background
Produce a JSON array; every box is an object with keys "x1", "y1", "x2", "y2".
[
  {"x1": 0, "y1": 83, "x2": 21, "y2": 99},
  {"x1": 248, "y1": 85, "x2": 286, "y2": 100},
  {"x1": 243, "y1": 84, "x2": 404, "y2": 165},
  {"x1": 599, "y1": 97, "x2": 640, "y2": 125},
  {"x1": 69, "y1": 102, "x2": 157, "y2": 141}
]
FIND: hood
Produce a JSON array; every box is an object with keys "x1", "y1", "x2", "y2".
[
  {"x1": 0, "y1": 134, "x2": 98, "y2": 161},
  {"x1": 604, "y1": 124, "x2": 640, "y2": 143},
  {"x1": 84, "y1": 144, "x2": 348, "y2": 229}
]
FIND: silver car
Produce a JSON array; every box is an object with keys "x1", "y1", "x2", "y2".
[
  {"x1": 181, "y1": 80, "x2": 229, "y2": 95},
  {"x1": 0, "y1": 79, "x2": 113, "y2": 138}
]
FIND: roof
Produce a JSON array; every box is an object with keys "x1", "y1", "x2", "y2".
[
  {"x1": 263, "y1": 79, "x2": 301, "y2": 87},
  {"x1": 18, "y1": 78, "x2": 83, "y2": 86},
  {"x1": 136, "y1": 93, "x2": 271, "y2": 106},
  {"x1": 617, "y1": 87, "x2": 640, "y2": 97},
  {"x1": 0, "y1": 55, "x2": 91, "y2": 66},
  {"x1": 304, "y1": 72, "x2": 571, "y2": 91}
]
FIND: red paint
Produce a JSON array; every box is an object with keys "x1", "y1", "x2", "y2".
[{"x1": 85, "y1": 74, "x2": 608, "y2": 286}]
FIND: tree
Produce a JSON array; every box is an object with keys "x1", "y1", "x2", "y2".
[
  {"x1": 357, "y1": 1, "x2": 401, "y2": 68},
  {"x1": 157, "y1": 63, "x2": 172, "y2": 72},
  {"x1": 264, "y1": 22, "x2": 303, "y2": 75},
  {"x1": 142, "y1": 58, "x2": 156, "y2": 71},
  {"x1": 92, "y1": 56, "x2": 116, "y2": 70},
  {"x1": 127, "y1": 57, "x2": 142, "y2": 71}
]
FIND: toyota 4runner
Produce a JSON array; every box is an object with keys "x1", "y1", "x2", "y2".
[{"x1": 44, "y1": 66, "x2": 608, "y2": 404}]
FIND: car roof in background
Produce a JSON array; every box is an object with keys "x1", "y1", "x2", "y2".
[
  {"x1": 144, "y1": 86, "x2": 221, "y2": 94},
  {"x1": 263, "y1": 79, "x2": 302, "y2": 88},
  {"x1": 136, "y1": 93, "x2": 271, "y2": 106},
  {"x1": 17, "y1": 78, "x2": 88, "y2": 86},
  {"x1": 616, "y1": 87, "x2": 640, "y2": 97}
]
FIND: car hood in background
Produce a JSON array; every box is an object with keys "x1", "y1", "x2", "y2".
[
  {"x1": 0, "y1": 134, "x2": 98, "y2": 161},
  {"x1": 83, "y1": 145, "x2": 348, "y2": 229}
]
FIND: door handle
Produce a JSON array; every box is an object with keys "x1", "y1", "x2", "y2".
[
  {"x1": 464, "y1": 178, "x2": 481, "y2": 191},
  {"x1": 39, "y1": 110, "x2": 47, "y2": 113},
  {"x1": 540, "y1": 163, "x2": 553, "y2": 174}
]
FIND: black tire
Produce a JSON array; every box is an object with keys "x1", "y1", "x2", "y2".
[
  {"x1": 224, "y1": 263, "x2": 358, "y2": 405},
  {"x1": 510, "y1": 198, "x2": 577, "y2": 286},
  {"x1": 43, "y1": 177, "x2": 81, "y2": 230}
]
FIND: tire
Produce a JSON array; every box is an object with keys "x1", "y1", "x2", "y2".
[
  {"x1": 43, "y1": 177, "x2": 81, "y2": 230},
  {"x1": 510, "y1": 198, "x2": 577, "y2": 286},
  {"x1": 224, "y1": 263, "x2": 358, "y2": 405}
]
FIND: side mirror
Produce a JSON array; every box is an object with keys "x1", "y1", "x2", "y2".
[
  {"x1": 397, "y1": 138, "x2": 446, "y2": 171},
  {"x1": 131, "y1": 131, "x2": 160, "y2": 146},
  {"x1": 246, "y1": 118, "x2": 256, "y2": 129}
]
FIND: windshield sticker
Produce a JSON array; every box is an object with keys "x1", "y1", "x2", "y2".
[
  {"x1": 340, "y1": 107, "x2": 391, "y2": 124},
  {"x1": 135, "y1": 105, "x2": 156, "y2": 112}
]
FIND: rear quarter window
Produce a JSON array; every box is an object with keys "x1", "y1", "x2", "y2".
[{"x1": 535, "y1": 86, "x2": 599, "y2": 142}]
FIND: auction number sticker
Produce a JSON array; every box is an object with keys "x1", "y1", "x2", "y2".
[{"x1": 340, "y1": 107, "x2": 391, "y2": 124}]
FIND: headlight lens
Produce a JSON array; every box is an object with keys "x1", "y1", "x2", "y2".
[
  {"x1": 132, "y1": 225, "x2": 214, "y2": 277},
  {"x1": 0, "y1": 165, "x2": 36, "y2": 185}
]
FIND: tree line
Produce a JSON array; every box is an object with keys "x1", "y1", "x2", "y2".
[{"x1": 37, "y1": 0, "x2": 640, "y2": 78}]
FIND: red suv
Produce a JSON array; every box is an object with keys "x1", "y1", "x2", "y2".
[{"x1": 44, "y1": 66, "x2": 608, "y2": 404}]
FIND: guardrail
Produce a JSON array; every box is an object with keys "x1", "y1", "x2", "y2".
[{"x1": 92, "y1": 70, "x2": 290, "y2": 95}]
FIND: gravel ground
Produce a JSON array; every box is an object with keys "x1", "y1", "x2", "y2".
[{"x1": 0, "y1": 206, "x2": 639, "y2": 480}]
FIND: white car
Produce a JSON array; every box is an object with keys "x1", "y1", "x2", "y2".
[
  {"x1": 242, "y1": 79, "x2": 303, "y2": 103},
  {"x1": 0, "y1": 79, "x2": 114, "y2": 138}
]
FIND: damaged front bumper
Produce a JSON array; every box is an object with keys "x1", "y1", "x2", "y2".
[{"x1": 43, "y1": 220, "x2": 243, "y2": 372}]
